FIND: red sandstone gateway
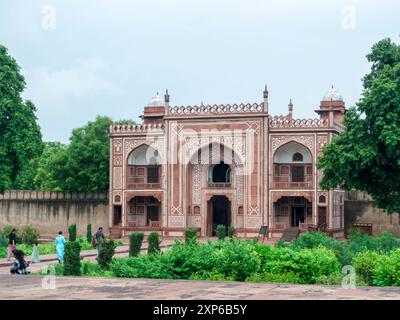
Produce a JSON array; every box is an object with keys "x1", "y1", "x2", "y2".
[{"x1": 109, "y1": 86, "x2": 346, "y2": 239}]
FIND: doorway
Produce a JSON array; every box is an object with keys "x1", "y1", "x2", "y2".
[
  {"x1": 207, "y1": 196, "x2": 231, "y2": 236},
  {"x1": 291, "y1": 206, "x2": 305, "y2": 227},
  {"x1": 113, "y1": 205, "x2": 122, "y2": 226}
]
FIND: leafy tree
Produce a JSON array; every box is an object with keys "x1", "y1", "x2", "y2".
[
  {"x1": 33, "y1": 141, "x2": 68, "y2": 190},
  {"x1": 0, "y1": 45, "x2": 43, "y2": 193},
  {"x1": 318, "y1": 38, "x2": 400, "y2": 213}
]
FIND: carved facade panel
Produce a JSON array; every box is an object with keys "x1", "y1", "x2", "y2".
[
  {"x1": 246, "y1": 215, "x2": 262, "y2": 228},
  {"x1": 113, "y1": 167, "x2": 123, "y2": 189},
  {"x1": 168, "y1": 215, "x2": 185, "y2": 227},
  {"x1": 113, "y1": 139, "x2": 123, "y2": 154},
  {"x1": 236, "y1": 166, "x2": 244, "y2": 206},
  {"x1": 113, "y1": 191, "x2": 122, "y2": 204},
  {"x1": 317, "y1": 135, "x2": 328, "y2": 157},
  {"x1": 192, "y1": 164, "x2": 202, "y2": 204},
  {"x1": 113, "y1": 155, "x2": 122, "y2": 166}
]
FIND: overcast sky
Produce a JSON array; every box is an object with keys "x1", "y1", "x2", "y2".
[{"x1": 0, "y1": 0, "x2": 399, "y2": 142}]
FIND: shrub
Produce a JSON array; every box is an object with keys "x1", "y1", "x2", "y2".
[
  {"x1": 373, "y1": 249, "x2": 400, "y2": 286},
  {"x1": 353, "y1": 251, "x2": 382, "y2": 285},
  {"x1": 216, "y1": 225, "x2": 226, "y2": 241},
  {"x1": 68, "y1": 224, "x2": 77, "y2": 242},
  {"x1": 227, "y1": 226, "x2": 236, "y2": 238},
  {"x1": 98, "y1": 239, "x2": 116, "y2": 269},
  {"x1": 148, "y1": 232, "x2": 160, "y2": 255},
  {"x1": 185, "y1": 228, "x2": 198, "y2": 244},
  {"x1": 21, "y1": 225, "x2": 40, "y2": 245},
  {"x1": 86, "y1": 224, "x2": 92, "y2": 243},
  {"x1": 209, "y1": 240, "x2": 261, "y2": 281},
  {"x1": 129, "y1": 232, "x2": 144, "y2": 257},
  {"x1": 292, "y1": 247, "x2": 341, "y2": 284},
  {"x1": 63, "y1": 241, "x2": 81, "y2": 276}
]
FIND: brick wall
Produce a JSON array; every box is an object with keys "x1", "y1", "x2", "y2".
[
  {"x1": 344, "y1": 191, "x2": 400, "y2": 236},
  {"x1": 0, "y1": 191, "x2": 109, "y2": 237}
]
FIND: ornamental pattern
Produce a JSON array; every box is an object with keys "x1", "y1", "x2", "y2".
[
  {"x1": 113, "y1": 167, "x2": 123, "y2": 189},
  {"x1": 236, "y1": 166, "x2": 244, "y2": 206},
  {"x1": 192, "y1": 164, "x2": 202, "y2": 205},
  {"x1": 248, "y1": 206, "x2": 260, "y2": 216},
  {"x1": 124, "y1": 138, "x2": 165, "y2": 162},
  {"x1": 271, "y1": 135, "x2": 314, "y2": 155},
  {"x1": 113, "y1": 139, "x2": 122, "y2": 154},
  {"x1": 317, "y1": 135, "x2": 328, "y2": 157},
  {"x1": 113, "y1": 155, "x2": 122, "y2": 166},
  {"x1": 113, "y1": 191, "x2": 122, "y2": 204},
  {"x1": 168, "y1": 215, "x2": 184, "y2": 226},
  {"x1": 182, "y1": 135, "x2": 245, "y2": 165},
  {"x1": 246, "y1": 215, "x2": 262, "y2": 228}
]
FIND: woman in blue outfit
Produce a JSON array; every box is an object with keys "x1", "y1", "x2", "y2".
[{"x1": 55, "y1": 231, "x2": 66, "y2": 263}]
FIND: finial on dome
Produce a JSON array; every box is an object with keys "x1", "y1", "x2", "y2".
[
  {"x1": 164, "y1": 89, "x2": 170, "y2": 103},
  {"x1": 288, "y1": 99, "x2": 293, "y2": 112},
  {"x1": 263, "y1": 84, "x2": 269, "y2": 99}
]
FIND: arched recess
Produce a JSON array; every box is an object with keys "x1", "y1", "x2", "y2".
[
  {"x1": 126, "y1": 144, "x2": 162, "y2": 189},
  {"x1": 273, "y1": 141, "x2": 313, "y2": 188},
  {"x1": 186, "y1": 143, "x2": 244, "y2": 223}
]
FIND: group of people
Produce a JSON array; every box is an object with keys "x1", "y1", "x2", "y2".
[{"x1": 2, "y1": 227, "x2": 105, "y2": 275}]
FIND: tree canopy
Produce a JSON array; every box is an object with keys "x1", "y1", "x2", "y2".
[
  {"x1": 0, "y1": 45, "x2": 43, "y2": 193},
  {"x1": 318, "y1": 38, "x2": 400, "y2": 213}
]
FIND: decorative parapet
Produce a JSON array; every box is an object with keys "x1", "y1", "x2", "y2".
[
  {"x1": 0, "y1": 190, "x2": 108, "y2": 201},
  {"x1": 169, "y1": 102, "x2": 264, "y2": 115},
  {"x1": 269, "y1": 116, "x2": 329, "y2": 129},
  {"x1": 111, "y1": 123, "x2": 165, "y2": 134}
]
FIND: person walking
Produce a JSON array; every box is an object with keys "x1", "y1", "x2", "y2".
[
  {"x1": 95, "y1": 227, "x2": 105, "y2": 258},
  {"x1": 10, "y1": 250, "x2": 30, "y2": 275},
  {"x1": 7, "y1": 229, "x2": 17, "y2": 261},
  {"x1": 31, "y1": 241, "x2": 40, "y2": 263},
  {"x1": 55, "y1": 231, "x2": 66, "y2": 263}
]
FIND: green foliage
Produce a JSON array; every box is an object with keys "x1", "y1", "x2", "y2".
[
  {"x1": 373, "y1": 249, "x2": 400, "y2": 286},
  {"x1": 109, "y1": 240, "x2": 340, "y2": 284},
  {"x1": 98, "y1": 239, "x2": 116, "y2": 269},
  {"x1": 184, "y1": 228, "x2": 198, "y2": 244},
  {"x1": 129, "y1": 232, "x2": 144, "y2": 257},
  {"x1": 318, "y1": 38, "x2": 400, "y2": 213},
  {"x1": 216, "y1": 224, "x2": 226, "y2": 241},
  {"x1": 30, "y1": 142, "x2": 68, "y2": 190},
  {"x1": 0, "y1": 45, "x2": 43, "y2": 193},
  {"x1": 227, "y1": 226, "x2": 236, "y2": 238},
  {"x1": 20, "y1": 225, "x2": 40, "y2": 245},
  {"x1": 68, "y1": 224, "x2": 77, "y2": 242},
  {"x1": 148, "y1": 232, "x2": 160, "y2": 255},
  {"x1": 63, "y1": 241, "x2": 81, "y2": 276},
  {"x1": 353, "y1": 251, "x2": 382, "y2": 285},
  {"x1": 86, "y1": 224, "x2": 92, "y2": 243}
]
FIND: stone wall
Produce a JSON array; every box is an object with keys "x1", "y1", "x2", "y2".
[
  {"x1": 345, "y1": 191, "x2": 400, "y2": 236},
  {"x1": 0, "y1": 191, "x2": 109, "y2": 237}
]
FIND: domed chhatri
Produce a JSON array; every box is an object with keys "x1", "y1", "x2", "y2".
[
  {"x1": 322, "y1": 86, "x2": 343, "y2": 101},
  {"x1": 148, "y1": 92, "x2": 165, "y2": 106}
]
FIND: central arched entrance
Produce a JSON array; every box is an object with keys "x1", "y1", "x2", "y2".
[{"x1": 207, "y1": 195, "x2": 231, "y2": 236}]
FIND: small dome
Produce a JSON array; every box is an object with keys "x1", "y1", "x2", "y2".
[
  {"x1": 148, "y1": 93, "x2": 165, "y2": 106},
  {"x1": 322, "y1": 86, "x2": 343, "y2": 101}
]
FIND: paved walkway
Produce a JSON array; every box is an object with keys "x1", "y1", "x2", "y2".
[{"x1": 0, "y1": 274, "x2": 399, "y2": 299}]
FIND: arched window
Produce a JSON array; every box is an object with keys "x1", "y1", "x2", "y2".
[
  {"x1": 208, "y1": 161, "x2": 231, "y2": 183},
  {"x1": 114, "y1": 195, "x2": 121, "y2": 203},
  {"x1": 292, "y1": 152, "x2": 303, "y2": 162},
  {"x1": 319, "y1": 195, "x2": 326, "y2": 203}
]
